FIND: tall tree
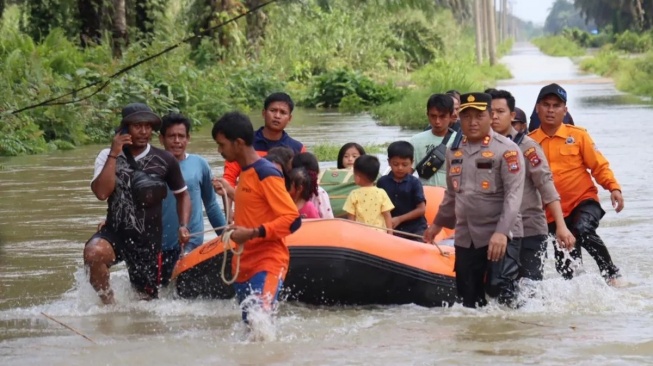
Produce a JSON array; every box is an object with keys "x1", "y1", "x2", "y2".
[
  {"x1": 244, "y1": 0, "x2": 267, "y2": 52},
  {"x1": 78, "y1": 0, "x2": 104, "y2": 46},
  {"x1": 574, "y1": 0, "x2": 644, "y2": 32},
  {"x1": 545, "y1": 0, "x2": 589, "y2": 34},
  {"x1": 111, "y1": 0, "x2": 128, "y2": 57}
]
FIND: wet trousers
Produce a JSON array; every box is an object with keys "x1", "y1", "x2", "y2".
[
  {"x1": 548, "y1": 199, "x2": 620, "y2": 280},
  {"x1": 454, "y1": 237, "x2": 521, "y2": 308}
]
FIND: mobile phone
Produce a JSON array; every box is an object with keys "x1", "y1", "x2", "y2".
[{"x1": 120, "y1": 126, "x2": 129, "y2": 135}]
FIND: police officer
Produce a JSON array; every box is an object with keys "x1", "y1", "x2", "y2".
[
  {"x1": 424, "y1": 92, "x2": 525, "y2": 308},
  {"x1": 487, "y1": 89, "x2": 576, "y2": 281}
]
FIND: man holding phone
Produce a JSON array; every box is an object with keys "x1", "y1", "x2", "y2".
[{"x1": 84, "y1": 103, "x2": 191, "y2": 304}]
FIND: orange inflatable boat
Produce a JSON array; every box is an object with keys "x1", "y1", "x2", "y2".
[{"x1": 173, "y1": 186, "x2": 457, "y2": 307}]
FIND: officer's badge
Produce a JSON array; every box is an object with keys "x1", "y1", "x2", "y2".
[
  {"x1": 503, "y1": 150, "x2": 520, "y2": 173},
  {"x1": 467, "y1": 95, "x2": 476, "y2": 102},
  {"x1": 566, "y1": 136, "x2": 575, "y2": 144},
  {"x1": 524, "y1": 147, "x2": 542, "y2": 167},
  {"x1": 481, "y1": 180, "x2": 490, "y2": 190}
]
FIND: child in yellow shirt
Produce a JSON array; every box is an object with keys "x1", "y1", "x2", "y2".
[{"x1": 343, "y1": 155, "x2": 394, "y2": 234}]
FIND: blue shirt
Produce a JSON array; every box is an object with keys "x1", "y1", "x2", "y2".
[
  {"x1": 377, "y1": 173, "x2": 427, "y2": 237},
  {"x1": 162, "y1": 154, "x2": 226, "y2": 252}
]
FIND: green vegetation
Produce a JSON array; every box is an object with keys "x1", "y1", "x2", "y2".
[
  {"x1": 580, "y1": 49, "x2": 653, "y2": 97},
  {"x1": 0, "y1": 0, "x2": 512, "y2": 156},
  {"x1": 535, "y1": 0, "x2": 653, "y2": 99},
  {"x1": 531, "y1": 35, "x2": 585, "y2": 57},
  {"x1": 310, "y1": 143, "x2": 387, "y2": 162},
  {"x1": 371, "y1": 44, "x2": 512, "y2": 129}
]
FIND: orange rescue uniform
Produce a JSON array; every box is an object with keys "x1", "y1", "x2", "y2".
[
  {"x1": 233, "y1": 158, "x2": 301, "y2": 282},
  {"x1": 529, "y1": 124, "x2": 621, "y2": 222}
]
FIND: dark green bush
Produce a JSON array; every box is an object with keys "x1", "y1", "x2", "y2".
[{"x1": 302, "y1": 69, "x2": 401, "y2": 108}]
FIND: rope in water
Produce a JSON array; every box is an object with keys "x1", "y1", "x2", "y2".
[{"x1": 41, "y1": 312, "x2": 97, "y2": 344}]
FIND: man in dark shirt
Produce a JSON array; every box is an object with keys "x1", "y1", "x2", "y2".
[
  {"x1": 377, "y1": 141, "x2": 427, "y2": 240},
  {"x1": 84, "y1": 103, "x2": 191, "y2": 304}
]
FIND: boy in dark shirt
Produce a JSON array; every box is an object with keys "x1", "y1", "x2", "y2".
[{"x1": 377, "y1": 141, "x2": 428, "y2": 241}]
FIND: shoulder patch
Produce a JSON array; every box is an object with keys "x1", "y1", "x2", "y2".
[
  {"x1": 524, "y1": 147, "x2": 542, "y2": 167},
  {"x1": 503, "y1": 150, "x2": 520, "y2": 173}
]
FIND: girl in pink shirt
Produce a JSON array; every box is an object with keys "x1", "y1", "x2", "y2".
[{"x1": 288, "y1": 168, "x2": 320, "y2": 219}]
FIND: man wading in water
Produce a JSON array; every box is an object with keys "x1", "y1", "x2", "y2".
[
  {"x1": 84, "y1": 103, "x2": 191, "y2": 304},
  {"x1": 212, "y1": 111, "x2": 301, "y2": 325},
  {"x1": 424, "y1": 92, "x2": 525, "y2": 308},
  {"x1": 487, "y1": 88, "x2": 576, "y2": 282},
  {"x1": 529, "y1": 84, "x2": 624, "y2": 286}
]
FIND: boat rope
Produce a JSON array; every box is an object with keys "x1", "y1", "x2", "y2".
[
  {"x1": 41, "y1": 312, "x2": 97, "y2": 344},
  {"x1": 219, "y1": 195, "x2": 243, "y2": 285},
  {"x1": 306, "y1": 218, "x2": 451, "y2": 257}
]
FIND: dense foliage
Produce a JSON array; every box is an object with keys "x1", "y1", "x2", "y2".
[{"x1": 0, "y1": 0, "x2": 512, "y2": 156}]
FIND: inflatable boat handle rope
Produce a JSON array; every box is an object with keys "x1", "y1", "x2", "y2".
[
  {"x1": 220, "y1": 195, "x2": 243, "y2": 285},
  {"x1": 309, "y1": 219, "x2": 450, "y2": 257}
]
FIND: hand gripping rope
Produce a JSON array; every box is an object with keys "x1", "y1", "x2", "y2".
[{"x1": 219, "y1": 195, "x2": 243, "y2": 285}]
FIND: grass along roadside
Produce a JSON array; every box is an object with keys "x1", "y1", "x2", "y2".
[
  {"x1": 580, "y1": 48, "x2": 653, "y2": 98},
  {"x1": 371, "y1": 49, "x2": 513, "y2": 129},
  {"x1": 531, "y1": 35, "x2": 586, "y2": 57}
]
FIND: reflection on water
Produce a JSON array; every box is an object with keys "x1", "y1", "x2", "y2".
[{"x1": 2, "y1": 42, "x2": 653, "y2": 364}]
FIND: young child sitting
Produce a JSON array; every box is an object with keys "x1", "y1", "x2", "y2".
[
  {"x1": 376, "y1": 141, "x2": 427, "y2": 241},
  {"x1": 287, "y1": 167, "x2": 320, "y2": 219},
  {"x1": 337, "y1": 142, "x2": 366, "y2": 169},
  {"x1": 343, "y1": 155, "x2": 394, "y2": 234},
  {"x1": 292, "y1": 152, "x2": 334, "y2": 219}
]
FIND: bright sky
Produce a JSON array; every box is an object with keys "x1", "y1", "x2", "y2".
[{"x1": 510, "y1": 0, "x2": 556, "y2": 26}]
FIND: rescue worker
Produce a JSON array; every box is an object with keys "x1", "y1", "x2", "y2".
[
  {"x1": 529, "y1": 83, "x2": 624, "y2": 286},
  {"x1": 487, "y1": 89, "x2": 576, "y2": 281},
  {"x1": 424, "y1": 92, "x2": 525, "y2": 308}
]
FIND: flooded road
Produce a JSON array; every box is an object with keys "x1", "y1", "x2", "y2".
[{"x1": 2, "y1": 42, "x2": 653, "y2": 365}]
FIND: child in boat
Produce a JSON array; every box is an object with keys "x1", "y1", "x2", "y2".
[
  {"x1": 267, "y1": 146, "x2": 294, "y2": 174},
  {"x1": 287, "y1": 167, "x2": 320, "y2": 219},
  {"x1": 343, "y1": 155, "x2": 394, "y2": 234},
  {"x1": 337, "y1": 142, "x2": 366, "y2": 169},
  {"x1": 292, "y1": 152, "x2": 334, "y2": 219},
  {"x1": 377, "y1": 141, "x2": 427, "y2": 241}
]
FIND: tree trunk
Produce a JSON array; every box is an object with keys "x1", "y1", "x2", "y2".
[
  {"x1": 0, "y1": 0, "x2": 5, "y2": 21},
  {"x1": 244, "y1": 0, "x2": 268, "y2": 54},
  {"x1": 111, "y1": 0, "x2": 128, "y2": 58},
  {"x1": 79, "y1": 0, "x2": 104, "y2": 47}
]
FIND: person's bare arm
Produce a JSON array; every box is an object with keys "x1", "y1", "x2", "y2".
[{"x1": 91, "y1": 133, "x2": 132, "y2": 200}]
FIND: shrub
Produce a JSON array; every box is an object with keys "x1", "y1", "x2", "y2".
[
  {"x1": 302, "y1": 69, "x2": 401, "y2": 108},
  {"x1": 614, "y1": 30, "x2": 652, "y2": 53},
  {"x1": 532, "y1": 35, "x2": 585, "y2": 57}
]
